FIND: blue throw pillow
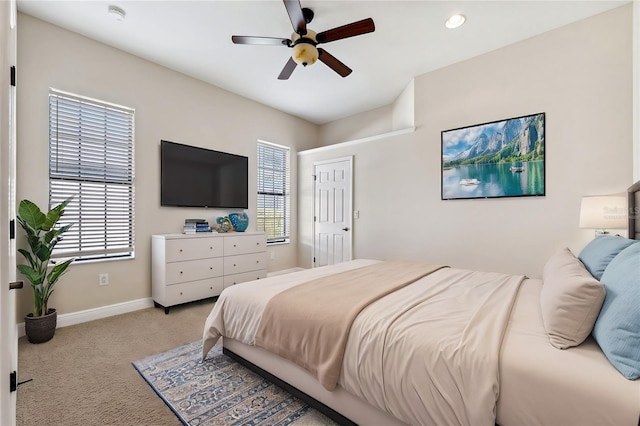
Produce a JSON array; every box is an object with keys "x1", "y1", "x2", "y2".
[
  {"x1": 592, "y1": 243, "x2": 640, "y2": 379},
  {"x1": 578, "y1": 235, "x2": 638, "y2": 280}
]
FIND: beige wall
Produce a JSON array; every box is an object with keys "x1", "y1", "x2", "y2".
[
  {"x1": 317, "y1": 105, "x2": 392, "y2": 147},
  {"x1": 299, "y1": 5, "x2": 633, "y2": 278},
  {"x1": 16, "y1": 13, "x2": 319, "y2": 319}
]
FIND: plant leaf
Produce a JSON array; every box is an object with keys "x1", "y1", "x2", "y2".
[
  {"x1": 17, "y1": 265, "x2": 43, "y2": 286},
  {"x1": 47, "y1": 258, "x2": 73, "y2": 287},
  {"x1": 42, "y1": 197, "x2": 73, "y2": 231},
  {"x1": 18, "y1": 200, "x2": 46, "y2": 231}
]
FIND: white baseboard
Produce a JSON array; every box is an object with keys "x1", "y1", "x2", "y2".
[{"x1": 17, "y1": 297, "x2": 154, "y2": 338}]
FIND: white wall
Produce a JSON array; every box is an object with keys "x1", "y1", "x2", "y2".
[
  {"x1": 299, "y1": 5, "x2": 634, "y2": 278},
  {"x1": 15, "y1": 13, "x2": 319, "y2": 319}
]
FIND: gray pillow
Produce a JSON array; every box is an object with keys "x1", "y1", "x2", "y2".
[{"x1": 541, "y1": 247, "x2": 606, "y2": 349}]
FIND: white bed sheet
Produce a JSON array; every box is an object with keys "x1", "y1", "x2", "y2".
[
  {"x1": 203, "y1": 260, "x2": 640, "y2": 426},
  {"x1": 497, "y1": 278, "x2": 640, "y2": 426}
]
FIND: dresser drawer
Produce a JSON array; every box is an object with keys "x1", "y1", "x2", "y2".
[
  {"x1": 224, "y1": 252, "x2": 267, "y2": 275},
  {"x1": 223, "y1": 270, "x2": 267, "y2": 289},
  {"x1": 165, "y1": 237, "x2": 223, "y2": 262},
  {"x1": 166, "y1": 257, "x2": 223, "y2": 285},
  {"x1": 165, "y1": 278, "x2": 224, "y2": 304},
  {"x1": 224, "y1": 234, "x2": 267, "y2": 256}
]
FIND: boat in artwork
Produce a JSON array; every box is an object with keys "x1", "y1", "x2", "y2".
[{"x1": 460, "y1": 178, "x2": 480, "y2": 186}]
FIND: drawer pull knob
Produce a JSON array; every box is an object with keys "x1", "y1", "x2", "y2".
[
  {"x1": 179, "y1": 249, "x2": 183, "y2": 252},
  {"x1": 210, "y1": 267, "x2": 213, "y2": 270},
  {"x1": 210, "y1": 247, "x2": 213, "y2": 250},
  {"x1": 256, "y1": 260, "x2": 259, "y2": 263},
  {"x1": 180, "y1": 292, "x2": 183, "y2": 295},
  {"x1": 233, "y1": 264, "x2": 236, "y2": 267},
  {"x1": 234, "y1": 244, "x2": 237, "y2": 247},
  {"x1": 180, "y1": 271, "x2": 183, "y2": 274},
  {"x1": 210, "y1": 286, "x2": 213, "y2": 290}
]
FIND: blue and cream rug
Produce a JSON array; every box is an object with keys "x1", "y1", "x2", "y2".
[{"x1": 133, "y1": 341, "x2": 333, "y2": 426}]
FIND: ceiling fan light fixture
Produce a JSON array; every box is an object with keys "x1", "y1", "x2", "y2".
[
  {"x1": 445, "y1": 14, "x2": 466, "y2": 29},
  {"x1": 292, "y1": 42, "x2": 319, "y2": 67}
]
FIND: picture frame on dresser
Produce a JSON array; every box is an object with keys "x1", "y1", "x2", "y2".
[{"x1": 151, "y1": 232, "x2": 267, "y2": 313}]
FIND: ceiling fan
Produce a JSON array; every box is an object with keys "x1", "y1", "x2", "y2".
[{"x1": 231, "y1": 0, "x2": 375, "y2": 80}]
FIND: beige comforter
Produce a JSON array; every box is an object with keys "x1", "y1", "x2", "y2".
[
  {"x1": 202, "y1": 260, "x2": 525, "y2": 425},
  {"x1": 255, "y1": 261, "x2": 446, "y2": 390}
]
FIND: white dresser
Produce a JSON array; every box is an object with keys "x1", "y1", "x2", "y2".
[{"x1": 152, "y1": 232, "x2": 267, "y2": 313}]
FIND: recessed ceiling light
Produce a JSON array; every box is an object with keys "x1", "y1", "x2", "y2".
[
  {"x1": 445, "y1": 14, "x2": 466, "y2": 29},
  {"x1": 108, "y1": 5, "x2": 126, "y2": 22}
]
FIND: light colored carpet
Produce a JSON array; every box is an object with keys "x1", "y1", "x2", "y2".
[{"x1": 17, "y1": 298, "x2": 333, "y2": 426}]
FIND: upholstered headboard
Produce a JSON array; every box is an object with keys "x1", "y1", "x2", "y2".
[{"x1": 629, "y1": 180, "x2": 640, "y2": 240}]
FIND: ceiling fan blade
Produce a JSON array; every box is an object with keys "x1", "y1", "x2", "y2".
[
  {"x1": 316, "y1": 18, "x2": 375, "y2": 44},
  {"x1": 318, "y1": 48, "x2": 352, "y2": 78},
  {"x1": 232, "y1": 36, "x2": 291, "y2": 46},
  {"x1": 283, "y1": 0, "x2": 307, "y2": 35},
  {"x1": 278, "y1": 57, "x2": 298, "y2": 80}
]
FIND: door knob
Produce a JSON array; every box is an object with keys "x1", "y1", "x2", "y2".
[{"x1": 342, "y1": 227, "x2": 350, "y2": 231}]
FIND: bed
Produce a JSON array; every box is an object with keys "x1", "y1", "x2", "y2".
[{"x1": 202, "y1": 181, "x2": 640, "y2": 426}]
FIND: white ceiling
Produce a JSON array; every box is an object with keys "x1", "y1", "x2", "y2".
[{"x1": 17, "y1": 0, "x2": 628, "y2": 125}]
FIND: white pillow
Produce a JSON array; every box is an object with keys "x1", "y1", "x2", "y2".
[{"x1": 540, "y1": 247, "x2": 606, "y2": 349}]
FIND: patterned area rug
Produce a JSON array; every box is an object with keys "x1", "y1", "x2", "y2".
[{"x1": 133, "y1": 341, "x2": 321, "y2": 425}]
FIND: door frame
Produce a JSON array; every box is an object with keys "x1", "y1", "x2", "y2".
[
  {"x1": 312, "y1": 156, "x2": 353, "y2": 267},
  {"x1": 1, "y1": 1, "x2": 18, "y2": 425}
]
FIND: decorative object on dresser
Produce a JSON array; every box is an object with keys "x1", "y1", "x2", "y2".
[
  {"x1": 215, "y1": 216, "x2": 233, "y2": 233},
  {"x1": 183, "y1": 218, "x2": 211, "y2": 234},
  {"x1": 151, "y1": 232, "x2": 267, "y2": 314},
  {"x1": 16, "y1": 198, "x2": 75, "y2": 343},
  {"x1": 229, "y1": 212, "x2": 249, "y2": 232}
]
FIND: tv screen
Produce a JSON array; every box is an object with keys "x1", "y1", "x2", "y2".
[{"x1": 161, "y1": 140, "x2": 248, "y2": 209}]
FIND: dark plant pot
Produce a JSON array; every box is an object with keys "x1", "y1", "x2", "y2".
[{"x1": 24, "y1": 308, "x2": 57, "y2": 344}]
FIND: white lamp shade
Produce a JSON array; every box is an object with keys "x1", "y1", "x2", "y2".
[{"x1": 579, "y1": 195, "x2": 627, "y2": 229}]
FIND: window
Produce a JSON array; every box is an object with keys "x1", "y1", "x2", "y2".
[
  {"x1": 49, "y1": 89, "x2": 135, "y2": 261},
  {"x1": 257, "y1": 141, "x2": 290, "y2": 244}
]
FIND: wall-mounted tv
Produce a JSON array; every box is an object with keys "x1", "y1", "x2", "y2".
[
  {"x1": 441, "y1": 112, "x2": 545, "y2": 200},
  {"x1": 161, "y1": 140, "x2": 248, "y2": 209}
]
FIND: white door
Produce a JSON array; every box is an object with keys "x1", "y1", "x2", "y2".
[
  {"x1": 313, "y1": 157, "x2": 353, "y2": 267},
  {"x1": 0, "y1": 1, "x2": 18, "y2": 425}
]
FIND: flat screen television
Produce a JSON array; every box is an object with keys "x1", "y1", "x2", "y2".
[{"x1": 161, "y1": 140, "x2": 248, "y2": 209}]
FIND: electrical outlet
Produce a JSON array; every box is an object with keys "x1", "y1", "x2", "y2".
[{"x1": 99, "y1": 273, "x2": 109, "y2": 286}]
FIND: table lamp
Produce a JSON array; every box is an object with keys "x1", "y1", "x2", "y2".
[{"x1": 579, "y1": 194, "x2": 627, "y2": 237}]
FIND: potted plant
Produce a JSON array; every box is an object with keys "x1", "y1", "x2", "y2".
[{"x1": 17, "y1": 198, "x2": 74, "y2": 343}]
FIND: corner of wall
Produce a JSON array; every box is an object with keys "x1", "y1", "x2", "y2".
[
  {"x1": 633, "y1": 0, "x2": 639, "y2": 181},
  {"x1": 391, "y1": 79, "x2": 415, "y2": 131}
]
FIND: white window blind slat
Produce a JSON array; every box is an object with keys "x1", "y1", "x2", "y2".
[
  {"x1": 257, "y1": 141, "x2": 290, "y2": 243},
  {"x1": 49, "y1": 90, "x2": 135, "y2": 261}
]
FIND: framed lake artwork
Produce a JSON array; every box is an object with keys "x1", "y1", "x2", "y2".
[{"x1": 441, "y1": 112, "x2": 545, "y2": 200}]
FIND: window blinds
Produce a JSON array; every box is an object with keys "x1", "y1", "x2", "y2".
[
  {"x1": 257, "y1": 142, "x2": 290, "y2": 243},
  {"x1": 49, "y1": 90, "x2": 135, "y2": 260}
]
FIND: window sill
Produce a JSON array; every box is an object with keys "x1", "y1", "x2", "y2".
[{"x1": 267, "y1": 240, "x2": 290, "y2": 246}]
